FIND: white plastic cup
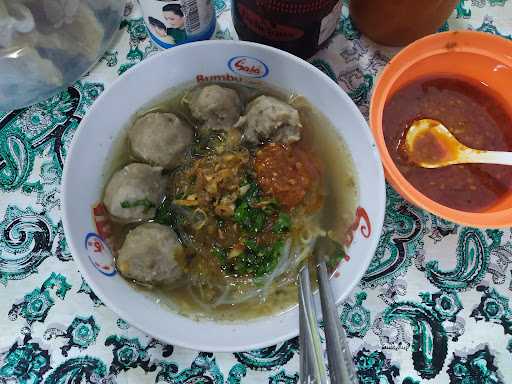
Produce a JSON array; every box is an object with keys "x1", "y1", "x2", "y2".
[{"x1": 138, "y1": 0, "x2": 215, "y2": 48}]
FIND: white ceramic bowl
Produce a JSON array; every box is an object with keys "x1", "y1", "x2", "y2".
[{"x1": 62, "y1": 40, "x2": 385, "y2": 352}]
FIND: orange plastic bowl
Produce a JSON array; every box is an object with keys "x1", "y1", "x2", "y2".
[{"x1": 370, "y1": 31, "x2": 512, "y2": 228}]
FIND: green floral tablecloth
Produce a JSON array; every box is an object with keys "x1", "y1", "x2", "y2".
[{"x1": 1, "y1": 1, "x2": 512, "y2": 383}]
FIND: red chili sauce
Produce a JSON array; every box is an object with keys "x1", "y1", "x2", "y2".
[{"x1": 383, "y1": 75, "x2": 512, "y2": 212}]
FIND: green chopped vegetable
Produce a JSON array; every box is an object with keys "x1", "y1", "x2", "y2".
[
  {"x1": 154, "y1": 198, "x2": 174, "y2": 226},
  {"x1": 243, "y1": 179, "x2": 260, "y2": 201},
  {"x1": 234, "y1": 178, "x2": 267, "y2": 233},
  {"x1": 154, "y1": 198, "x2": 192, "y2": 244},
  {"x1": 230, "y1": 177, "x2": 290, "y2": 276},
  {"x1": 212, "y1": 246, "x2": 227, "y2": 264},
  {"x1": 273, "y1": 213, "x2": 291, "y2": 234},
  {"x1": 120, "y1": 198, "x2": 155, "y2": 213},
  {"x1": 326, "y1": 240, "x2": 346, "y2": 270},
  {"x1": 232, "y1": 239, "x2": 284, "y2": 277},
  {"x1": 234, "y1": 201, "x2": 266, "y2": 233}
]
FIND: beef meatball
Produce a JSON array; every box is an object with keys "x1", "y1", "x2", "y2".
[
  {"x1": 103, "y1": 163, "x2": 165, "y2": 222},
  {"x1": 188, "y1": 85, "x2": 242, "y2": 133},
  {"x1": 117, "y1": 223, "x2": 183, "y2": 285},
  {"x1": 236, "y1": 95, "x2": 302, "y2": 145},
  {"x1": 128, "y1": 112, "x2": 193, "y2": 168}
]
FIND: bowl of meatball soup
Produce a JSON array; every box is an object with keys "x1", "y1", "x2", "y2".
[{"x1": 62, "y1": 40, "x2": 385, "y2": 351}]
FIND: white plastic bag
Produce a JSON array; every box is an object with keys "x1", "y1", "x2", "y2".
[
  {"x1": 0, "y1": 0, "x2": 124, "y2": 111},
  {"x1": 0, "y1": 1, "x2": 35, "y2": 48}
]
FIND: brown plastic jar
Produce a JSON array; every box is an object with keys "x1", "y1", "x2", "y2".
[
  {"x1": 349, "y1": 0, "x2": 459, "y2": 46},
  {"x1": 232, "y1": 0, "x2": 343, "y2": 59}
]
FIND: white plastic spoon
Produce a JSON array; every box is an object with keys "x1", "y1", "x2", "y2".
[{"x1": 405, "y1": 118, "x2": 512, "y2": 168}]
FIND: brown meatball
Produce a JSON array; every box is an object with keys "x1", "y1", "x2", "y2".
[
  {"x1": 128, "y1": 112, "x2": 194, "y2": 168},
  {"x1": 103, "y1": 163, "x2": 165, "y2": 222},
  {"x1": 236, "y1": 95, "x2": 302, "y2": 145},
  {"x1": 117, "y1": 223, "x2": 183, "y2": 285},
  {"x1": 188, "y1": 85, "x2": 242, "y2": 133}
]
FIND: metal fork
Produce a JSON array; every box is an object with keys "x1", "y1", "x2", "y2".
[{"x1": 298, "y1": 236, "x2": 359, "y2": 384}]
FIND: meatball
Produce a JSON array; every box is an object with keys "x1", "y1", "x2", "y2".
[
  {"x1": 188, "y1": 85, "x2": 242, "y2": 133},
  {"x1": 117, "y1": 223, "x2": 183, "y2": 285},
  {"x1": 236, "y1": 95, "x2": 302, "y2": 145},
  {"x1": 128, "y1": 112, "x2": 193, "y2": 168},
  {"x1": 103, "y1": 163, "x2": 165, "y2": 222}
]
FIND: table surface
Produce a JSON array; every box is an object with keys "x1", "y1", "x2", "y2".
[{"x1": 1, "y1": 1, "x2": 512, "y2": 383}]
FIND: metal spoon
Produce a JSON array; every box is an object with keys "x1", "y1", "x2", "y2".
[
  {"x1": 298, "y1": 236, "x2": 358, "y2": 383},
  {"x1": 405, "y1": 118, "x2": 512, "y2": 168},
  {"x1": 299, "y1": 266, "x2": 327, "y2": 384},
  {"x1": 313, "y1": 236, "x2": 358, "y2": 384}
]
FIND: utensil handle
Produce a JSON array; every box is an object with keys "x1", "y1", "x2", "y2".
[
  {"x1": 337, "y1": 314, "x2": 359, "y2": 383},
  {"x1": 317, "y1": 261, "x2": 358, "y2": 384},
  {"x1": 299, "y1": 266, "x2": 327, "y2": 384},
  {"x1": 462, "y1": 149, "x2": 512, "y2": 166},
  {"x1": 299, "y1": 294, "x2": 311, "y2": 382}
]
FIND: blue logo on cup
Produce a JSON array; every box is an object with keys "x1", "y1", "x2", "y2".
[
  {"x1": 85, "y1": 233, "x2": 116, "y2": 276},
  {"x1": 228, "y1": 56, "x2": 269, "y2": 78}
]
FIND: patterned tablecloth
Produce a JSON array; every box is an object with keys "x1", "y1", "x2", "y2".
[{"x1": 1, "y1": 1, "x2": 512, "y2": 383}]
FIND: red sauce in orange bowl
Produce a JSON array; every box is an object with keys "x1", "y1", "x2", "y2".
[
  {"x1": 383, "y1": 75, "x2": 512, "y2": 212},
  {"x1": 370, "y1": 31, "x2": 512, "y2": 227}
]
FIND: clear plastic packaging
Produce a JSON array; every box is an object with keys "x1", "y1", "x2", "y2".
[{"x1": 0, "y1": 0, "x2": 125, "y2": 111}]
